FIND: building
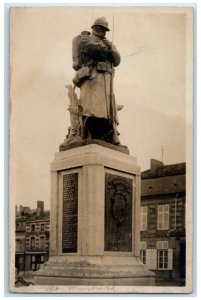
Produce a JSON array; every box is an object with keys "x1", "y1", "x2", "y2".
[
  {"x1": 15, "y1": 216, "x2": 27, "y2": 273},
  {"x1": 15, "y1": 201, "x2": 50, "y2": 273},
  {"x1": 24, "y1": 215, "x2": 50, "y2": 271},
  {"x1": 140, "y1": 159, "x2": 186, "y2": 283}
]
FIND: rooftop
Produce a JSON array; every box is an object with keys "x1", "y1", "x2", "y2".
[{"x1": 142, "y1": 159, "x2": 186, "y2": 179}]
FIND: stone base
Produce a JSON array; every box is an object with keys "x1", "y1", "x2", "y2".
[
  {"x1": 34, "y1": 144, "x2": 155, "y2": 287},
  {"x1": 59, "y1": 138, "x2": 129, "y2": 154},
  {"x1": 34, "y1": 256, "x2": 155, "y2": 286}
]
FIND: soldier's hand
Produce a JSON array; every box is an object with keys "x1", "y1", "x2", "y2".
[{"x1": 103, "y1": 38, "x2": 112, "y2": 50}]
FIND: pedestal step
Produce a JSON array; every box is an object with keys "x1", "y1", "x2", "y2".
[{"x1": 34, "y1": 256, "x2": 155, "y2": 286}]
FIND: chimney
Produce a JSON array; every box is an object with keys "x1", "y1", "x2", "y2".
[
  {"x1": 150, "y1": 159, "x2": 164, "y2": 172},
  {"x1": 19, "y1": 205, "x2": 23, "y2": 216},
  {"x1": 36, "y1": 208, "x2": 41, "y2": 217},
  {"x1": 37, "y1": 201, "x2": 44, "y2": 216}
]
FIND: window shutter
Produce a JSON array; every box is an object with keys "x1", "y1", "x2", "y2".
[
  {"x1": 167, "y1": 249, "x2": 173, "y2": 270},
  {"x1": 141, "y1": 206, "x2": 147, "y2": 231},
  {"x1": 146, "y1": 249, "x2": 157, "y2": 270},
  {"x1": 157, "y1": 206, "x2": 163, "y2": 230},
  {"x1": 164, "y1": 205, "x2": 169, "y2": 229}
]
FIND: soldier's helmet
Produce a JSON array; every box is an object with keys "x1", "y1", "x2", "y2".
[{"x1": 91, "y1": 17, "x2": 110, "y2": 31}]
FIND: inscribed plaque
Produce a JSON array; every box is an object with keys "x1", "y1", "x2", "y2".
[{"x1": 62, "y1": 173, "x2": 78, "y2": 253}]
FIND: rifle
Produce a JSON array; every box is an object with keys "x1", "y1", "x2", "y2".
[{"x1": 109, "y1": 64, "x2": 120, "y2": 145}]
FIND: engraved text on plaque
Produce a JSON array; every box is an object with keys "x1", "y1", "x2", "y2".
[{"x1": 62, "y1": 173, "x2": 78, "y2": 253}]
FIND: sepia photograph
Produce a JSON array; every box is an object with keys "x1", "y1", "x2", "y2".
[{"x1": 8, "y1": 4, "x2": 193, "y2": 294}]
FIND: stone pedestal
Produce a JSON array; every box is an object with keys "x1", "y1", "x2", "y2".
[{"x1": 34, "y1": 143, "x2": 155, "y2": 286}]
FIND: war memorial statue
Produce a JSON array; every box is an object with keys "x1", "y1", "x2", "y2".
[
  {"x1": 60, "y1": 17, "x2": 125, "y2": 151},
  {"x1": 34, "y1": 17, "x2": 155, "y2": 287}
]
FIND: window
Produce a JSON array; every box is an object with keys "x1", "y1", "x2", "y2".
[
  {"x1": 146, "y1": 240, "x2": 173, "y2": 271},
  {"x1": 157, "y1": 250, "x2": 168, "y2": 269},
  {"x1": 31, "y1": 224, "x2": 35, "y2": 232},
  {"x1": 157, "y1": 205, "x2": 169, "y2": 230},
  {"x1": 140, "y1": 242, "x2": 147, "y2": 264},
  {"x1": 157, "y1": 240, "x2": 172, "y2": 270},
  {"x1": 41, "y1": 224, "x2": 45, "y2": 231},
  {"x1": 141, "y1": 206, "x2": 147, "y2": 231}
]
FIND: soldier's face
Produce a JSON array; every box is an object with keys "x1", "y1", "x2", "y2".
[{"x1": 93, "y1": 25, "x2": 107, "y2": 38}]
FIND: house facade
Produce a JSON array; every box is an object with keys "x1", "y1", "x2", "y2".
[
  {"x1": 15, "y1": 216, "x2": 27, "y2": 273},
  {"x1": 140, "y1": 159, "x2": 186, "y2": 282},
  {"x1": 15, "y1": 201, "x2": 50, "y2": 273},
  {"x1": 24, "y1": 217, "x2": 50, "y2": 271}
]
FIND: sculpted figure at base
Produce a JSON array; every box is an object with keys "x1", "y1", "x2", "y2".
[
  {"x1": 63, "y1": 85, "x2": 83, "y2": 144},
  {"x1": 60, "y1": 17, "x2": 124, "y2": 151}
]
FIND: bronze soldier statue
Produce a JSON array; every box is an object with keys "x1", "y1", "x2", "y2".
[{"x1": 60, "y1": 17, "x2": 124, "y2": 150}]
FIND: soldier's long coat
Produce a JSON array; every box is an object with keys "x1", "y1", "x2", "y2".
[{"x1": 79, "y1": 33, "x2": 121, "y2": 121}]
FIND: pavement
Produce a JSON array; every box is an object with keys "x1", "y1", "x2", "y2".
[{"x1": 155, "y1": 278, "x2": 185, "y2": 286}]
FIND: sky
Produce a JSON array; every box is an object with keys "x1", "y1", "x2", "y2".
[{"x1": 9, "y1": 6, "x2": 193, "y2": 210}]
